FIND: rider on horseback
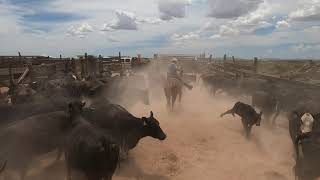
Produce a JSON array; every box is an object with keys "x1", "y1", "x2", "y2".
[
  {"x1": 167, "y1": 58, "x2": 180, "y2": 79},
  {"x1": 167, "y1": 58, "x2": 192, "y2": 90}
]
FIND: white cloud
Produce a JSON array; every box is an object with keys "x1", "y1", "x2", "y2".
[
  {"x1": 207, "y1": 0, "x2": 263, "y2": 19},
  {"x1": 205, "y1": 1, "x2": 273, "y2": 38},
  {"x1": 230, "y1": 1, "x2": 273, "y2": 32},
  {"x1": 267, "y1": 49, "x2": 273, "y2": 54},
  {"x1": 67, "y1": 23, "x2": 94, "y2": 37},
  {"x1": 219, "y1": 25, "x2": 240, "y2": 36},
  {"x1": 209, "y1": 34, "x2": 221, "y2": 39},
  {"x1": 158, "y1": 0, "x2": 190, "y2": 20},
  {"x1": 292, "y1": 43, "x2": 320, "y2": 52},
  {"x1": 0, "y1": 4, "x2": 22, "y2": 35},
  {"x1": 276, "y1": 20, "x2": 290, "y2": 29},
  {"x1": 289, "y1": 0, "x2": 320, "y2": 21},
  {"x1": 136, "y1": 17, "x2": 162, "y2": 25},
  {"x1": 101, "y1": 10, "x2": 162, "y2": 31},
  {"x1": 106, "y1": 36, "x2": 119, "y2": 42},
  {"x1": 0, "y1": 0, "x2": 320, "y2": 59},
  {"x1": 171, "y1": 31, "x2": 200, "y2": 41},
  {"x1": 102, "y1": 10, "x2": 138, "y2": 31},
  {"x1": 303, "y1": 25, "x2": 320, "y2": 33}
]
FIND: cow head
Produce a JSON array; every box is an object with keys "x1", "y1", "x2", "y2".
[
  {"x1": 68, "y1": 100, "x2": 86, "y2": 117},
  {"x1": 256, "y1": 111, "x2": 263, "y2": 126},
  {"x1": 143, "y1": 111, "x2": 167, "y2": 140}
]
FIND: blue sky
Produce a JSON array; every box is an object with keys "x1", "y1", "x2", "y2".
[{"x1": 0, "y1": 0, "x2": 320, "y2": 58}]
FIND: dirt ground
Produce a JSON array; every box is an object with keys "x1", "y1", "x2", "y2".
[{"x1": 23, "y1": 84, "x2": 294, "y2": 180}]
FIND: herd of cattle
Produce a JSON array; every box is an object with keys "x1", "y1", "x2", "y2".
[
  {"x1": 202, "y1": 73, "x2": 320, "y2": 180},
  {"x1": 1, "y1": 66, "x2": 320, "y2": 180},
  {"x1": 0, "y1": 71, "x2": 166, "y2": 180}
]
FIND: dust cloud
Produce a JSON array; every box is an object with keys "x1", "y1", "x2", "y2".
[
  {"x1": 22, "y1": 79, "x2": 294, "y2": 180},
  {"x1": 120, "y1": 84, "x2": 295, "y2": 180}
]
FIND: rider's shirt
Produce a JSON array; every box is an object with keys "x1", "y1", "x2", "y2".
[
  {"x1": 301, "y1": 113, "x2": 314, "y2": 134},
  {"x1": 168, "y1": 63, "x2": 178, "y2": 77}
]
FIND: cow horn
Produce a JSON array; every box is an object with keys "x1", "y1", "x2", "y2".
[{"x1": 150, "y1": 111, "x2": 153, "y2": 117}]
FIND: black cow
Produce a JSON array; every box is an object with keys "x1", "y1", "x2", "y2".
[
  {"x1": 0, "y1": 99, "x2": 67, "y2": 127},
  {"x1": 295, "y1": 133, "x2": 320, "y2": 180},
  {"x1": 65, "y1": 101, "x2": 120, "y2": 180},
  {"x1": 221, "y1": 102, "x2": 263, "y2": 138},
  {"x1": 0, "y1": 101, "x2": 80, "y2": 180},
  {"x1": 287, "y1": 110, "x2": 320, "y2": 180},
  {"x1": 288, "y1": 109, "x2": 320, "y2": 143},
  {"x1": 81, "y1": 98, "x2": 166, "y2": 157}
]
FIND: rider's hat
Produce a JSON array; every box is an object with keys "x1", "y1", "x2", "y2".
[{"x1": 171, "y1": 58, "x2": 178, "y2": 63}]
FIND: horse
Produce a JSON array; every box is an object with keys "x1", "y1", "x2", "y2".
[{"x1": 162, "y1": 75, "x2": 183, "y2": 110}]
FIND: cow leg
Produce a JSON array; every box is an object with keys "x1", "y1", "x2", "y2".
[
  {"x1": 241, "y1": 119, "x2": 250, "y2": 139},
  {"x1": 164, "y1": 88, "x2": 170, "y2": 108},
  {"x1": 56, "y1": 148, "x2": 64, "y2": 161},
  {"x1": 104, "y1": 174, "x2": 113, "y2": 180},
  {"x1": 65, "y1": 155, "x2": 73, "y2": 180},
  {"x1": 247, "y1": 125, "x2": 253, "y2": 139},
  {"x1": 272, "y1": 110, "x2": 281, "y2": 126},
  {"x1": 220, "y1": 109, "x2": 235, "y2": 117},
  {"x1": 86, "y1": 174, "x2": 100, "y2": 180},
  {"x1": 19, "y1": 167, "x2": 27, "y2": 180},
  {"x1": 211, "y1": 87, "x2": 217, "y2": 96}
]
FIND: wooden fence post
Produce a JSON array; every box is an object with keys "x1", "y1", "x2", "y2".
[
  {"x1": 71, "y1": 58, "x2": 76, "y2": 74},
  {"x1": 85, "y1": 53, "x2": 88, "y2": 77},
  {"x1": 253, "y1": 57, "x2": 258, "y2": 74},
  {"x1": 88, "y1": 55, "x2": 97, "y2": 78},
  {"x1": 223, "y1": 54, "x2": 227, "y2": 72},
  {"x1": 98, "y1": 55, "x2": 103, "y2": 76},
  {"x1": 81, "y1": 57, "x2": 85, "y2": 79},
  {"x1": 9, "y1": 61, "x2": 14, "y2": 86}
]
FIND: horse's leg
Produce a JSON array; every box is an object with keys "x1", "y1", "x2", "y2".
[
  {"x1": 171, "y1": 89, "x2": 178, "y2": 110},
  {"x1": 164, "y1": 88, "x2": 170, "y2": 108},
  {"x1": 241, "y1": 119, "x2": 249, "y2": 138}
]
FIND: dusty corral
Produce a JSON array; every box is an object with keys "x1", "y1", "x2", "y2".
[
  {"x1": 1, "y1": 57, "x2": 319, "y2": 180},
  {"x1": 19, "y1": 86, "x2": 294, "y2": 180}
]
